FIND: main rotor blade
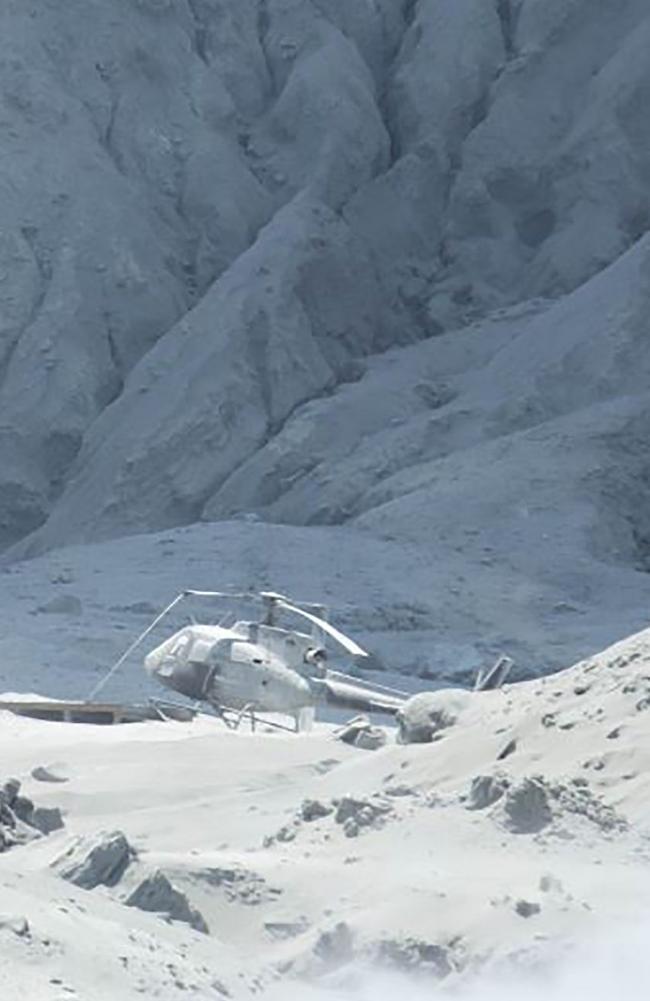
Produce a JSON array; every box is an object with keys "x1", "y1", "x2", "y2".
[
  {"x1": 276, "y1": 600, "x2": 367, "y2": 658},
  {"x1": 183, "y1": 590, "x2": 256, "y2": 600}
]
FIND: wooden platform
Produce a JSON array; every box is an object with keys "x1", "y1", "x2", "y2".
[{"x1": 0, "y1": 700, "x2": 196, "y2": 725}]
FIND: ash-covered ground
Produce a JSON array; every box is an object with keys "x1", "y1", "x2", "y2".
[{"x1": 3, "y1": 625, "x2": 650, "y2": 999}]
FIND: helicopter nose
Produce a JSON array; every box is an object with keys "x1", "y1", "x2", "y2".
[
  {"x1": 144, "y1": 638, "x2": 174, "y2": 676},
  {"x1": 144, "y1": 646, "x2": 160, "y2": 673},
  {"x1": 144, "y1": 641, "x2": 213, "y2": 701}
]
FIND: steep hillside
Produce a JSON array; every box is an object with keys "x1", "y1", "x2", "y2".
[{"x1": 2, "y1": 0, "x2": 650, "y2": 682}]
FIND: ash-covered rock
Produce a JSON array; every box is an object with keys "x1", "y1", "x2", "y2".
[
  {"x1": 312, "y1": 922, "x2": 355, "y2": 969},
  {"x1": 334, "y1": 795, "x2": 393, "y2": 838},
  {"x1": 30, "y1": 806, "x2": 64, "y2": 835},
  {"x1": 53, "y1": 830, "x2": 135, "y2": 888},
  {"x1": 374, "y1": 937, "x2": 454, "y2": 979},
  {"x1": 264, "y1": 823, "x2": 301, "y2": 848},
  {"x1": 31, "y1": 764, "x2": 69, "y2": 784},
  {"x1": 397, "y1": 691, "x2": 472, "y2": 744},
  {"x1": 384, "y1": 784, "x2": 417, "y2": 798},
  {"x1": 354, "y1": 727, "x2": 388, "y2": 751},
  {"x1": 335, "y1": 716, "x2": 387, "y2": 751},
  {"x1": 300, "y1": 799, "x2": 333, "y2": 822},
  {"x1": 126, "y1": 869, "x2": 209, "y2": 934},
  {"x1": 0, "y1": 778, "x2": 62, "y2": 851},
  {"x1": 515, "y1": 899, "x2": 542, "y2": 919},
  {"x1": 192, "y1": 865, "x2": 282, "y2": 906},
  {"x1": 264, "y1": 917, "x2": 310, "y2": 941},
  {"x1": 267, "y1": 791, "x2": 396, "y2": 845},
  {"x1": 548, "y1": 778, "x2": 628, "y2": 833},
  {"x1": 501, "y1": 778, "x2": 553, "y2": 835},
  {"x1": 466, "y1": 774, "x2": 509, "y2": 811},
  {"x1": 492, "y1": 775, "x2": 627, "y2": 835},
  {"x1": 0, "y1": 914, "x2": 30, "y2": 938}
]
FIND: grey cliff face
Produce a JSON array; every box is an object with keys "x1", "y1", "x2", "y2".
[{"x1": 3, "y1": 0, "x2": 650, "y2": 681}]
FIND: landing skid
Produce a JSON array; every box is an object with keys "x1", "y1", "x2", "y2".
[{"x1": 206, "y1": 700, "x2": 304, "y2": 734}]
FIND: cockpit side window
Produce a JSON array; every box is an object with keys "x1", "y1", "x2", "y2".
[{"x1": 170, "y1": 633, "x2": 191, "y2": 662}]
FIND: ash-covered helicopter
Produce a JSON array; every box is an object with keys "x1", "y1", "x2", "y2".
[
  {"x1": 137, "y1": 590, "x2": 407, "y2": 730},
  {"x1": 82, "y1": 589, "x2": 512, "y2": 733}
]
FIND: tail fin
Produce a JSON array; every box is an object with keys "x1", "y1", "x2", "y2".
[{"x1": 474, "y1": 655, "x2": 513, "y2": 692}]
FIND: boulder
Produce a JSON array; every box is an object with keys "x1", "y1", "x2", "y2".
[
  {"x1": 396, "y1": 690, "x2": 472, "y2": 744},
  {"x1": 126, "y1": 870, "x2": 209, "y2": 934},
  {"x1": 31, "y1": 764, "x2": 70, "y2": 784},
  {"x1": 335, "y1": 715, "x2": 370, "y2": 743},
  {"x1": 313, "y1": 921, "x2": 354, "y2": 967},
  {"x1": 0, "y1": 778, "x2": 54, "y2": 851},
  {"x1": 30, "y1": 806, "x2": 65, "y2": 835},
  {"x1": 467, "y1": 774, "x2": 509, "y2": 810},
  {"x1": 0, "y1": 779, "x2": 21, "y2": 808},
  {"x1": 264, "y1": 918, "x2": 309, "y2": 941},
  {"x1": 515, "y1": 899, "x2": 542, "y2": 919},
  {"x1": 54, "y1": 830, "x2": 134, "y2": 888},
  {"x1": 334, "y1": 795, "x2": 393, "y2": 832},
  {"x1": 335, "y1": 716, "x2": 388, "y2": 750},
  {"x1": 300, "y1": 799, "x2": 333, "y2": 822},
  {"x1": 376, "y1": 937, "x2": 453, "y2": 978},
  {"x1": 502, "y1": 778, "x2": 553, "y2": 835},
  {"x1": 354, "y1": 726, "x2": 387, "y2": 751}
]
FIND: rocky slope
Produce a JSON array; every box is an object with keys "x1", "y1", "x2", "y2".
[{"x1": 3, "y1": 0, "x2": 650, "y2": 681}]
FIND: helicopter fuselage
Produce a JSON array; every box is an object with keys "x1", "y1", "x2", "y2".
[{"x1": 144, "y1": 621, "x2": 322, "y2": 714}]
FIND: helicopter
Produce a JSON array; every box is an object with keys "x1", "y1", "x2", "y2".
[
  {"x1": 84, "y1": 589, "x2": 512, "y2": 733},
  {"x1": 131, "y1": 590, "x2": 407, "y2": 731}
]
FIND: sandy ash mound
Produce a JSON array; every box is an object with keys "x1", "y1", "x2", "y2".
[{"x1": 2, "y1": 625, "x2": 650, "y2": 997}]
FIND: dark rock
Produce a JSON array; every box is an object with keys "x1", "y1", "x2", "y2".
[
  {"x1": 126, "y1": 870, "x2": 209, "y2": 934},
  {"x1": 31, "y1": 764, "x2": 69, "y2": 784},
  {"x1": 334, "y1": 796, "x2": 392, "y2": 827},
  {"x1": 467, "y1": 774, "x2": 509, "y2": 810},
  {"x1": 0, "y1": 778, "x2": 49, "y2": 851},
  {"x1": 502, "y1": 778, "x2": 553, "y2": 834},
  {"x1": 497, "y1": 738, "x2": 517, "y2": 761},
  {"x1": 335, "y1": 716, "x2": 387, "y2": 750},
  {"x1": 264, "y1": 918, "x2": 309, "y2": 941},
  {"x1": 354, "y1": 727, "x2": 387, "y2": 750},
  {"x1": 54, "y1": 830, "x2": 134, "y2": 888},
  {"x1": 12, "y1": 795, "x2": 35, "y2": 825},
  {"x1": 31, "y1": 806, "x2": 65, "y2": 835},
  {"x1": 0, "y1": 779, "x2": 21, "y2": 807},
  {"x1": 0, "y1": 914, "x2": 30, "y2": 937},
  {"x1": 384, "y1": 784, "x2": 416, "y2": 798},
  {"x1": 515, "y1": 899, "x2": 541, "y2": 918},
  {"x1": 300, "y1": 799, "x2": 333, "y2": 822},
  {"x1": 376, "y1": 937, "x2": 453, "y2": 978}
]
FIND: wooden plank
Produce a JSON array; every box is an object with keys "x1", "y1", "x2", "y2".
[{"x1": 0, "y1": 700, "x2": 195, "y2": 725}]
